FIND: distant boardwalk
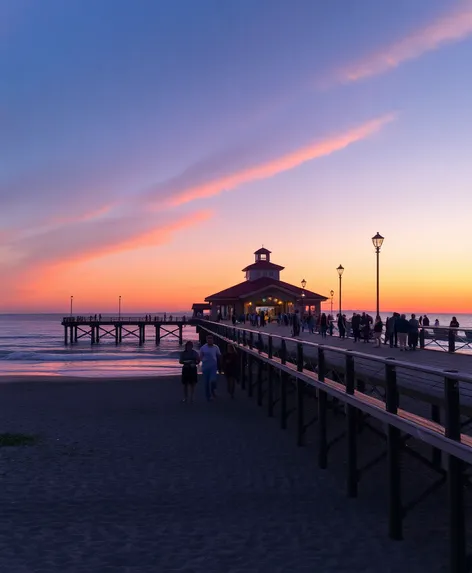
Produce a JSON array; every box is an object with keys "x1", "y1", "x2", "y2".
[{"x1": 0, "y1": 378, "x2": 459, "y2": 572}]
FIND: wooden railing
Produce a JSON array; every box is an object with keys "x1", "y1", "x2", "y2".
[{"x1": 196, "y1": 319, "x2": 472, "y2": 572}]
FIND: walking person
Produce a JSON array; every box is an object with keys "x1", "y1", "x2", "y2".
[
  {"x1": 179, "y1": 341, "x2": 200, "y2": 402},
  {"x1": 320, "y1": 313, "x2": 328, "y2": 338},
  {"x1": 408, "y1": 314, "x2": 419, "y2": 350},
  {"x1": 222, "y1": 344, "x2": 239, "y2": 398},
  {"x1": 373, "y1": 317, "x2": 383, "y2": 348},
  {"x1": 396, "y1": 314, "x2": 410, "y2": 351},
  {"x1": 351, "y1": 313, "x2": 361, "y2": 342},
  {"x1": 199, "y1": 334, "x2": 221, "y2": 401},
  {"x1": 292, "y1": 310, "x2": 301, "y2": 337},
  {"x1": 386, "y1": 314, "x2": 395, "y2": 347}
]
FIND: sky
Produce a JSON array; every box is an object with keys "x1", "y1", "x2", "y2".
[{"x1": 1, "y1": 0, "x2": 472, "y2": 314}]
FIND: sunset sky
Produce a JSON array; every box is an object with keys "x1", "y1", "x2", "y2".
[{"x1": 2, "y1": 0, "x2": 472, "y2": 313}]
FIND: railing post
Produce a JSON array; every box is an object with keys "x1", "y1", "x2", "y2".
[
  {"x1": 258, "y1": 332, "x2": 263, "y2": 354},
  {"x1": 431, "y1": 404, "x2": 442, "y2": 469},
  {"x1": 317, "y1": 347, "x2": 327, "y2": 469},
  {"x1": 444, "y1": 370, "x2": 465, "y2": 573},
  {"x1": 386, "y1": 360, "x2": 402, "y2": 541},
  {"x1": 297, "y1": 342, "x2": 303, "y2": 372},
  {"x1": 280, "y1": 339, "x2": 287, "y2": 365},
  {"x1": 242, "y1": 330, "x2": 247, "y2": 347},
  {"x1": 268, "y1": 336, "x2": 273, "y2": 359},
  {"x1": 257, "y1": 359, "x2": 263, "y2": 406},
  {"x1": 267, "y1": 365, "x2": 274, "y2": 417},
  {"x1": 448, "y1": 330, "x2": 456, "y2": 353},
  {"x1": 249, "y1": 331, "x2": 254, "y2": 350},
  {"x1": 247, "y1": 355, "x2": 253, "y2": 397},
  {"x1": 297, "y1": 378, "x2": 305, "y2": 446},
  {"x1": 237, "y1": 329, "x2": 241, "y2": 346},
  {"x1": 280, "y1": 372, "x2": 288, "y2": 429},
  {"x1": 345, "y1": 353, "x2": 357, "y2": 498},
  {"x1": 240, "y1": 352, "x2": 246, "y2": 390}
]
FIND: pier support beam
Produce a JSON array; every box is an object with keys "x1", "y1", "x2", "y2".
[
  {"x1": 115, "y1": 325, "x2": 119, "y2": 345},
  {"x1": 155, "y1": 325, "x2": 161, "y2": 345},
  {"x1": 179, "y1": 325, "x2": 183, "y2": 345},
  {"x1": 74, "y1": 326, "x2": 78, "y2": 342},
  {"x1": 64, "y1": 326, "x2": 68, "y2": 345}
]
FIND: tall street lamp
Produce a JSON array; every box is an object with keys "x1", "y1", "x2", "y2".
[
  {"x1": 336, "y1": 265, "x2": 344, "y2": 317},
  {"x1": 70, "y1": 295, "x2": 73, "y2": 317},
  {"x1": 372, "y1": 232, "x2": 384, "y2": 320},
  {"x1": 330, "y1": 290, "x2": 334, "y2": 315},
  {"x1": 119, "y1": 295, "x2": 122, "y2": 320},
  {"x1": 300, "y1": 279, "x2": 306, "y2": 312}
]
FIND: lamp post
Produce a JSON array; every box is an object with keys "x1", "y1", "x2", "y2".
[
  {"x1": 330, "y1": 290, "x2": 334, "y2": 315},
  {"x1": 336, "y1": 265, "x2": 344, "y2": 317},
  {"x1": 371, "y1": 232, "x2": 384, "y2": 321},
  {"x1": 70, "y1": 295, "x2": 73, "y2": 317},
  {"x1": 119, "y1": 295, "x2": 122, "y2": 320},
  {"x1": 301, "y1": 279, "x2": 306, "y2": 312}
]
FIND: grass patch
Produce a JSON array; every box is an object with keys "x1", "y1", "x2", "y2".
[{"x1": 0, "y1": 433, "x2": 39, "y2": 447}]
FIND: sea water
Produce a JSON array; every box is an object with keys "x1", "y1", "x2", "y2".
[
  {"x1": 1, "y1": 312, "x2": 471, "y2": 378},
  {"x1": 0, "y1": 313, "x2": 199, "y2": 378}
]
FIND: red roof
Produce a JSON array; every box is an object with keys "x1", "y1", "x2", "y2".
[
  {"x1": 241, "y1": 261, "x2": 285, "y2": 272},
  {"x1": 205, "y1": 277, "x2": 327, "y2": 301}
]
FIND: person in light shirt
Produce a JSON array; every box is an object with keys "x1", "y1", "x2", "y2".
[{"x1": 199, "y1": 335, "x2": 221, "y2": 401}]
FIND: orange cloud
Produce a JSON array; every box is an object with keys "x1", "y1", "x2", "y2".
[
  {"x1": 168, "y1": 113, "x2": 395, "y2": 206},
  {"x1": 339, "y1": 0, "x2": 472, "y2": 83}
]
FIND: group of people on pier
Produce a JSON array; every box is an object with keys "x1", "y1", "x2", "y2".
[
  {"x1": 179, "y1": 335, "x2": 239, "y2": 403},
  {"x1": 219, "y1": 309, "x2": 463, "y2": 352}
]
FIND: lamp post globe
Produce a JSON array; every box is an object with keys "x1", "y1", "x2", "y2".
[{"x1": 371, "y1": 233, "x2": 384, "y2": 321}]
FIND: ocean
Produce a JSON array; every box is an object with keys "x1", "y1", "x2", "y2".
[
  {"x1": 0, "y1": 313, "x2": 199, "y2": 378},
  {"x1": 1, "y1": 312, "x2": 471, "y2": 377}
]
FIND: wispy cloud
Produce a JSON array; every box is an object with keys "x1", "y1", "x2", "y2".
[
  {"x1": 146, "y1": 113, "x2": 395, "y2": 207},
  {"x1": 338, "y1": 0, "x2": 472, "y2": 83},
  {"x1": 6, "y1": 209, "x2": 212, "y2": 269}
]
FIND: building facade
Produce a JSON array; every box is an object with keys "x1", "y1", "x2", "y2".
[{"x1": 205, "y1": 248, "x2": 327, "y2": 319}]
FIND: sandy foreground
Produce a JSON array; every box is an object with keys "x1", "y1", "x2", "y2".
[{"x1": 0, "y1": 373, "x2": 452, "y2": 572}]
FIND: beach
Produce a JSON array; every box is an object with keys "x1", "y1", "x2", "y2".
[{"x1": 0, "y1": 374, "x2": 452, "y2": 572}]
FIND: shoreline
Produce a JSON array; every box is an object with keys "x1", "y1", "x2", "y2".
[{"x1": 0, "y1": 373, "x2": 180, "y2": 385}]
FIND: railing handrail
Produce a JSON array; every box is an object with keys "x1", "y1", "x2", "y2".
[
  {"x1": 195, "y1": 320, "x2": 472, "y2": 384},
  {"x1": 62, "y1": 316, "x2": 189, "y2": 322}
]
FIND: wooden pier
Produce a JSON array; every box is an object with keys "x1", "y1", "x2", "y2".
[
  {"x1": 195, "y1": 319, "x2": 472, "y2": 571},
  {"x1": 61, "y1": 316, "x2": 192, "y2": 346}
]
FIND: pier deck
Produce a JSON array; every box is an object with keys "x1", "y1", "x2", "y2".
[
  {"x1": 0, "y1": 377, "x2": 459, "y2": 572},
  {"x1": 211, "y1": 321, "x2": 472, "y2": 411}
]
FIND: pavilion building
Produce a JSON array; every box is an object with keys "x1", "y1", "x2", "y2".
[{"x1": 205, "y1": 248, "x2": 327, "y2": 319}]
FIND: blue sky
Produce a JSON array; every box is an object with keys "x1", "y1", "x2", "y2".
[{"x1": 1, "y1": 0, "x2": 472, "y2": 311}]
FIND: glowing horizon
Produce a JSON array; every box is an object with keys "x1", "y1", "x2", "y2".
[{"x1": 1, "y1": 1, "x2": 471, "y2": 314}]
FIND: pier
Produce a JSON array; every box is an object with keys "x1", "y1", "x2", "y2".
[
  {"x1": 196, "y1": 319, "x2": 472, "y2": 571},
  {"x1": 61, "y1": 316, "x2": 191, "y2": 346}
]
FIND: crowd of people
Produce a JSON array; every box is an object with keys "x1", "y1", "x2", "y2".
[
  {"x1": 219, "y1": 309, "x2": 461, "y2": 351},
  {"x1": 179, "y1": 313, "x2": 462, "y2": 402}
]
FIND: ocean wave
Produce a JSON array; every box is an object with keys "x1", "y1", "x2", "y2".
[{"x1": 0, "y1": 351, "x2": 176, "y2": 362}]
